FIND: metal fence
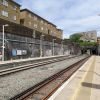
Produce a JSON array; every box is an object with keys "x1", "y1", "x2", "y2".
[{"x1": 0, "y1": 32, "x2": 80, "y2": 60}]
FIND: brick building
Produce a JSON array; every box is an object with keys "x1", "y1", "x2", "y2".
[
  {"x1": 0, "y1": 0, "x2": 68, "y2": 60},
  {"x1": 97, "y1": 37, "x2": 100, "y2": 55},
  {"x1": 0, "y1": 0, "x2": 21, "y2": 24},
  {"x1": 97, "y1": 37, "x2": 100, "y2": 44},
  {"x1": 20, "y1": 9, "x2": 63, "y2": 39}
]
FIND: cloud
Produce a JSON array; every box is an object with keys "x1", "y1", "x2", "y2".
[{"x1": 15, "y1": 0, "x2": 100, "y2": 38}]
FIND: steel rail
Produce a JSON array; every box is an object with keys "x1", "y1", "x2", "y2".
[
  {"x1": 10, "y1": 56, "x2": 90, "y2": 100},
  {"x1": 0, "y1": 55, "x2": 79, "y2": 77}
]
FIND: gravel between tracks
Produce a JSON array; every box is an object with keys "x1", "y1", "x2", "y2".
[{"x1": 0, "y1": 55, "x2": 88, "y2": 100}]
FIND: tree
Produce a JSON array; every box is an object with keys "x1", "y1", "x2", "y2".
[
  {"x1": 80, "y1": 41, "x2": 97, "y2": 47},
  {"x1": 69, "y1": 33, "x2": 97, "y2": 47},
  {"x1": 70, "y1": 34, "x2": 82, "y2": 43}
]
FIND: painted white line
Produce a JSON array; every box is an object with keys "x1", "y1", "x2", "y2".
[{"x1": 48, "y1": 57, "x2": 92, "y2": 100}]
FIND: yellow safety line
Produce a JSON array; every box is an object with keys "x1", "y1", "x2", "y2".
[{"x1": 70, "y1": 56, "x2": 95, "y2": 100}]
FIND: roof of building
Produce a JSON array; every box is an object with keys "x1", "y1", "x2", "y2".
[
  {"x1": 20, "y1": 9, "x2": 57, "y2": 27},
  {"x1": 11, "y1": 0, "x2": 21, "y2": 6},
  {"x1": 57, "y1": 29, "x2": 63, "y2": 32}
]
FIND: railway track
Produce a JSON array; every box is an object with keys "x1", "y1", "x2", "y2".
[
  {"x1": 10, "y1": 56, "x2": 90, "y2": 100},
  {"x1": 0, "y1": 55, "x2": 70, "y2": 70},
  {"x1": 0, "y1": 55, "x2": 79, "y2": 76}
]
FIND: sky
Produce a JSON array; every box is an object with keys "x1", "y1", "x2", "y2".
[{"x1": 15, "y1": 0, "x2": 100, "y2": 38}]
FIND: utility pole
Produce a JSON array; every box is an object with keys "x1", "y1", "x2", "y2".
[
  {"x1": 2, "y1": 24, "x2": 8, "y2": 61},
  {"x1": 31, "y1": 30, "x2": 36, "y2": 57},
  {"x1": 40, "y1": 34, "x2": 44, "y2": 57},
  {"x1": 52, "y1": 39, "x2": 56, "y2": 56},
  {"x1": 61, "y1": 40, "x2": 64, "y2": 55}
]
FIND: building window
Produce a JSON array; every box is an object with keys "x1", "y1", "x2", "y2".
[
  {"x1": 2, "y1": 0, "x2": 8, "y2": 6},
  {"x1": 41, "y1": 20, "x2": 43, "y2": 24},
  {"x1": 41, "y1": 27, "x2": 44, "y2": 30},
  {"x1": 20, "y1": 19, "x2": 24, "y2": 25},
  {"x1": 48, "y1": 29, "x2": 50, "y2": 34},
  {"x1": 13, "y1": 15, "x2": 16, "y2": 20},
  {"x1": 29, "y1": 14, "x2": 31, "y2": 18},
  {"x1": 1, "y1": 10, "x2": 8, "y2": 17},
  {"x1": 29, "y1": 22, "x2": 32, "y2": 26},
  {"x1": 34, "y1": 24, "x2": 37, "y2": 28},
  {"x1": 34, "y1": 16, "x2": 37, "y2": 20},
  {"x1": 13, "y1": 6, "x2": 17, "y2": 10}
]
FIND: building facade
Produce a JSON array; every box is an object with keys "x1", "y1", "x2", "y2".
[
  {"x1": 97, "y1": 37, "x2": 100, "y2": 44},
  {"x1": 0, "y1": 17, "x2": 66, "y2": 60},
  {"x1": 20, "y1": 9, "x2": 63, "y2": 39},
  {"x1": 79, "y1": 30, "x2": 97, "y2": 42},
  {"x1": 0, "y1": 0, "x2": 21, "y2": 24},
  {"x1": 97, "y1": 37, "x2": 100, "y2": 55},
  {"x1": 0, "y1": 0, "x2": 75, "y2": 61}
]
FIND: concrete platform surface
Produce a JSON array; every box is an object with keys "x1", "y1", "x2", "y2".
[{"x1": 48, "y1": 56, "x2": 100, "y2": 100}]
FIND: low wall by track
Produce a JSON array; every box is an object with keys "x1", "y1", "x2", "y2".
[{"x1": 0, "y1": 55, "x2": 71, "y2": 70}]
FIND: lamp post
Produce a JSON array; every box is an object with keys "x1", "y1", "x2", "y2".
[
  {"x1": 2, "y1": 24, "x2": 8, "y2": 61},
  {"x1": 40, "y1": 34, "x2": 44, "y2": 57},
  {"x1": 52, "y1": 39, "x2": 56, "y2": 56}
]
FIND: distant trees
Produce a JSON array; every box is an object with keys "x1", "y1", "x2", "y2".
[
  {"x1": 70, "y1": 34, "x2": 82, "y2": 43},
  {"x1": 69, "y1": 33, "x2": 97, "y2": 47},
  {"x1": 80, "y1": 41, "x2": 97, "y2": 47}
]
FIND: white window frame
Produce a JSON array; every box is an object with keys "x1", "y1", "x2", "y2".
[
  {"x1": 41, "y1": 20, "x2": 43, "y2": 24},
  {"x1": 13, "y1": 15, "x2": 16, "y2": 20},
  {"x1": 13, "y1": 6, "x2": 17, "y2": 10},
  {"x1": 34, "y1": 24, "x2": 37, "y2": 28},
  {"x1": 41, "y1": 27, "x2": 44, "y2": 30},
  {"x1": 2, "y1": 0, "x2": 8, "y2": 6},
  {"x1": 1, "y1": 10, "x2": 8, "y2": 17}
]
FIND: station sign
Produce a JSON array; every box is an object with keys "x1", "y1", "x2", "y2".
[
  {"x1": 21, "y1": 50, "x2": 27, "y2": 55},
  {"x1": 17, "y1": 50, "x2": 22, "y2": 56},
  {"x1": 12, "y1": 49, "x2": 27, "y2": 56},
  {"x1": 12, "y1": 49, "x2": 17, "y2": 56}
]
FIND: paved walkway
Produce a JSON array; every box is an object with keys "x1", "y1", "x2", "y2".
[{"x1": 48, "y1": 56, "x2": 100, "y2": 100}]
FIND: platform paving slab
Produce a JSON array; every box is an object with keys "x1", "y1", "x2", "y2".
[{"x1": 49, "y1": 56, "x2": 100, "y2": 100}]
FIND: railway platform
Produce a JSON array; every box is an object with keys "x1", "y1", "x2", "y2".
[{"x1": 49, "y1": 56, "x2": 100, "y2": 100}]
